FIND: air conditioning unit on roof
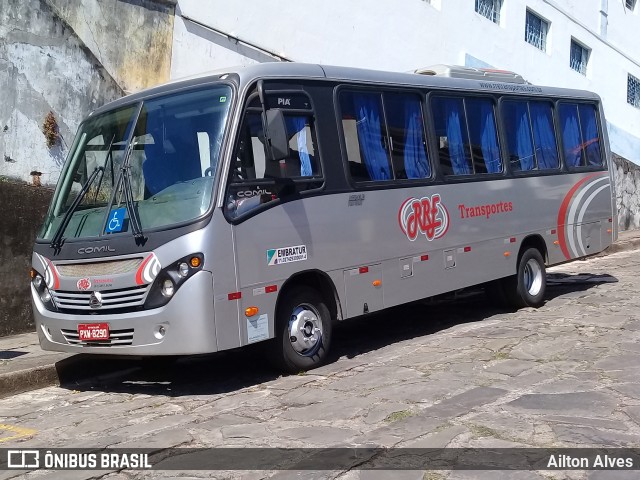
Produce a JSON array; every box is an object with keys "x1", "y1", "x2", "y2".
[{"x1": 414, "y1": 64, "x2": 529, "y2": 84}]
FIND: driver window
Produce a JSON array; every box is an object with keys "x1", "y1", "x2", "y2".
[
  {"x1": 226, "y1": 97, "x2": 322, "y2": 219},
  {"x1": 231, "y1": 112, "x2": 319, "y2": 181}
]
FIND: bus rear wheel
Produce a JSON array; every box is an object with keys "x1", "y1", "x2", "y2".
[
  {"x1": 502, "y1": 247, "x2": 546, "y2": 308},
  {"x1": 268, "y1": 286, "x2": 332, "y2": 373}
]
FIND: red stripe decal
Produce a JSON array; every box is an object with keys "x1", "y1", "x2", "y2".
[
  {"x1": 46, "y1": 258, "x2": 60, "y2": 290},
  {"x1": 557, "y1": 173, "x2": 603, "y2": 260},
  {"x1": 135, "y1": 255, "x2": 152, "y2": 285}
]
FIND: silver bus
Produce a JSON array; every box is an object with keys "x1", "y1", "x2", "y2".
[{"x1": 31, "y1": 63, "x2": 617, "y2": 372}]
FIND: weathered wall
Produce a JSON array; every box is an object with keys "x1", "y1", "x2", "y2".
[
  {"x1": 0, "y1": 0, "x2": 176, "y2": 186},
  {"x1": 614, "y1": 154, "x2": 640, "y2": 231},
  {"x1": 47, "y1": 0, "x2": 175, "y2": 93},
  {"x1": 0, "y1": 181, "x2": 53, "y2": 336},
  {"x1": 0, "y1": 0, "x2": 125, "y2": 186}
]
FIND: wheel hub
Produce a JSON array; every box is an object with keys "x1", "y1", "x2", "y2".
[
  {"x1": 524, "y1": 258, "x2": 543, "y2": 296},
  {"x1": 288, "y1": 305, "x2": 323, "y2": 357}
]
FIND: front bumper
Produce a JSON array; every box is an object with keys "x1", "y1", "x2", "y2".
[{"x1": 32, "y1": 271, "x2": 218, "y2": 355}]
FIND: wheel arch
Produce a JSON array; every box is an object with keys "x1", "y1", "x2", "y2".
[
  {"x1": 518, "y1": 234, "x2": 548, "y2": 265},
  {"x1": 276, "y1": 269, "x2": 343, "y2": 324}
]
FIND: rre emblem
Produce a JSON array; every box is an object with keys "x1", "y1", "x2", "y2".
[
  {"x1": 89, "y1": 291, "x2": 103, "y2": 309},
  {"x1": 77, "y1": 277, "x2": 92, "y2": 291}
]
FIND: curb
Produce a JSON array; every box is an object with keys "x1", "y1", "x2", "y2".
[
  {"x1": 1, "y1": 234, "x2": 640, "y2": 400},
  {"x1": 0, "y1": 364, "x2": 59, "y2": 400},
  {"x1": 0, "y1": 355, "x2": 143, "y2": 400}
]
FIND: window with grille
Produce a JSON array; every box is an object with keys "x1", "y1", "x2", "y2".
[
  {"x1": 629, "y1": 74, "x2": 640, "y2": 108},
  {"x1": 626, "y1": 0, "x2": 636, "y2": 11},
  {"x1": 570, "y1": 40, "x2": 589, "y2": 75},
  {"x1": 525, "y1": 10, "x2": 549, "y2": 51},
  {"x1": 475, "y1": 0, "x2": 502, "y2": 24}
]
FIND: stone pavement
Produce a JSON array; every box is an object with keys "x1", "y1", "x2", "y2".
[{"x1": 0, "y1": 238, "x2": 639, "y2": 479}]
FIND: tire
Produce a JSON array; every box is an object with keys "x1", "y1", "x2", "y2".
[
  {"x1": 502, "y1": 248, "x2": 546, "y2": 309},
  {"x1": 268, "y1": 286, "x2": 332, "y2": 373}
]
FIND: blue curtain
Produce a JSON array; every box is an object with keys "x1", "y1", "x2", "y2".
[
  {"x1": 285, "y1": 116, "x2": 312, "y2": 176},
  {"x1": 478, "y1": 102, "x2": 501, "y2": 173},
  {"x1": 444, "y1": 101, "x2": 470, "y2": 175},
  {"x1": 515, "y1": 108, "x2": 535, "y2": 171},
  {"x1": 530, "y1": 103, "x2": 559, "y2": 169},
  {"x1": 403, "y1": 101, "x2": 430, "y2": 179},
  {"x1": 560, "y1": 105, "x2": 583, "y2": 167},
  {"x1": 354, "y1": 94, "x2": 391, "y2": 180},
  {"x1": 579, "y1": 105, "x2": 602, "y2": 166}
]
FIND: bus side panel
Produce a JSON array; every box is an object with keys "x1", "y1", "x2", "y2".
[
  {"x1": 231, "y1": 171, "x2": 612, "y2": 330},
  {"x1": 208, "y1": 211, "x2": 243, "y2": 351}
]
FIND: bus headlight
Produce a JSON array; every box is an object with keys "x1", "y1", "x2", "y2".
[
  {"x1": 161, "y1": 279, "x2": 175, "y2": 297},
  {"x1": 40, "y1": 290, "x2": 52, "y2": 303},
  {"x1": 177, "y1": 262, "x2": 189, "y2": 278},
  {"x1": 144, "y1": 253, "x2": 204, "y2": 309},
  {"x1": 32, "y1": 273, "x2": 56, "y2": 310}
]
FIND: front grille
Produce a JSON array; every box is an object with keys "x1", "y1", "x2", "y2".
[
  {"x1": 61, "y1": 328, "x2": 134, "y2": 347},
  {"x1": 52, "y1": 285, "x2": 149, "y2": 311},
  {"x1": 56, "y1": 258, "x2": 143, "y2": 277}
]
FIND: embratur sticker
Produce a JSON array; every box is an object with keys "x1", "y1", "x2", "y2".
[{"x1": 267, "y1": 245, "x2": 307, "y2": 266}]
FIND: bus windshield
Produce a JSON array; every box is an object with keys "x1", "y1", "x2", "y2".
[{"x1": 40, "y1": 86, "x2": 232, "y2": 241}]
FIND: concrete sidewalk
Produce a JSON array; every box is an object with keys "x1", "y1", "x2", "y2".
[{"x1": 2, "y1": 228, "x2": 640, "y2": 399}]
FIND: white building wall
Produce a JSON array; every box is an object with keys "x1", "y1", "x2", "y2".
[{"x1": 171, "y1": 0, "x2": 640, "y2": 164}]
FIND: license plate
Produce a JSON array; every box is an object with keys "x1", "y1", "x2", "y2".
[{"x1": 78, "y1": 323, "x2": 110, "y2": 341}]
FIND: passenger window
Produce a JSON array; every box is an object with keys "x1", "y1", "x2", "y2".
[
  {"x1": 502, "y1": 100, "x2": 536, "y2": 172},
  {"x1": 559, "y1": 104, "x2": 582, "y2": 167},
  {"x1": 431, "y1": 97, "x2": 473, "y2": 176},
  {"x1": 226, "y1": 98, "x2": 321, "y2": 219},
  {"x1": 559, "y1": 103, "x2": 603, "y2": 168},
  {"x1": 384, "y1": 93, "x2": 431, "y2": 179},
  {"x1": 578, "y1": 104, "x2": 603, "y2": 166},
  {"x1": 559, "y1": 103, "x2": 602, "y2": 168},
  {"x1": 530, "y1": 102, "x2": 559, "y2": 170},
  {"x1": 465, "y1": 98, "x2": 502, "y2": 174},
  {"x1": 340, "y1": 91, "x2": 392, "y2": 182}
]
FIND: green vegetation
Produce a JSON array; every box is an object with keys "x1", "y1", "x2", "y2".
[{"x1": 384, "y1": 410, "x2": 414, "y2": 423}]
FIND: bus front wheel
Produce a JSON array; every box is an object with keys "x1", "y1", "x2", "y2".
[
  {"x1": 503, "y1": 247, "x2": 546, "y2": 308},
  {"x1": 268, "y1": 287, "x2": 332, "y2": 373}
]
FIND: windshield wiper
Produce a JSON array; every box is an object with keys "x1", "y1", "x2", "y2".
[
  {"x1": 49, "y1": 166, "x2": 104, "y2": 251},
  {"x1": 120, "y1": 141, "x2": 145, "y2": 242}
]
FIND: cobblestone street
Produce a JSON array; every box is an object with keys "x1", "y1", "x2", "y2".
[{"x1": 1, "y1": 248, "x2": 639, "y2": 480}]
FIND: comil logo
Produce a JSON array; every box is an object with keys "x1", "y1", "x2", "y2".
[{"x1": 399, "y1": 194, "x2": 450, "y2": 242}]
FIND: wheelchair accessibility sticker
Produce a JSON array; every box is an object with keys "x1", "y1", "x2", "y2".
[{"x1": 105, "y1": 208, "x2": 126, "y2": 233}]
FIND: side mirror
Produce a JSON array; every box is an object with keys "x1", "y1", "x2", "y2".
[{"x1": 265, "y1": 109, "x2": 289, "y2": 162}]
